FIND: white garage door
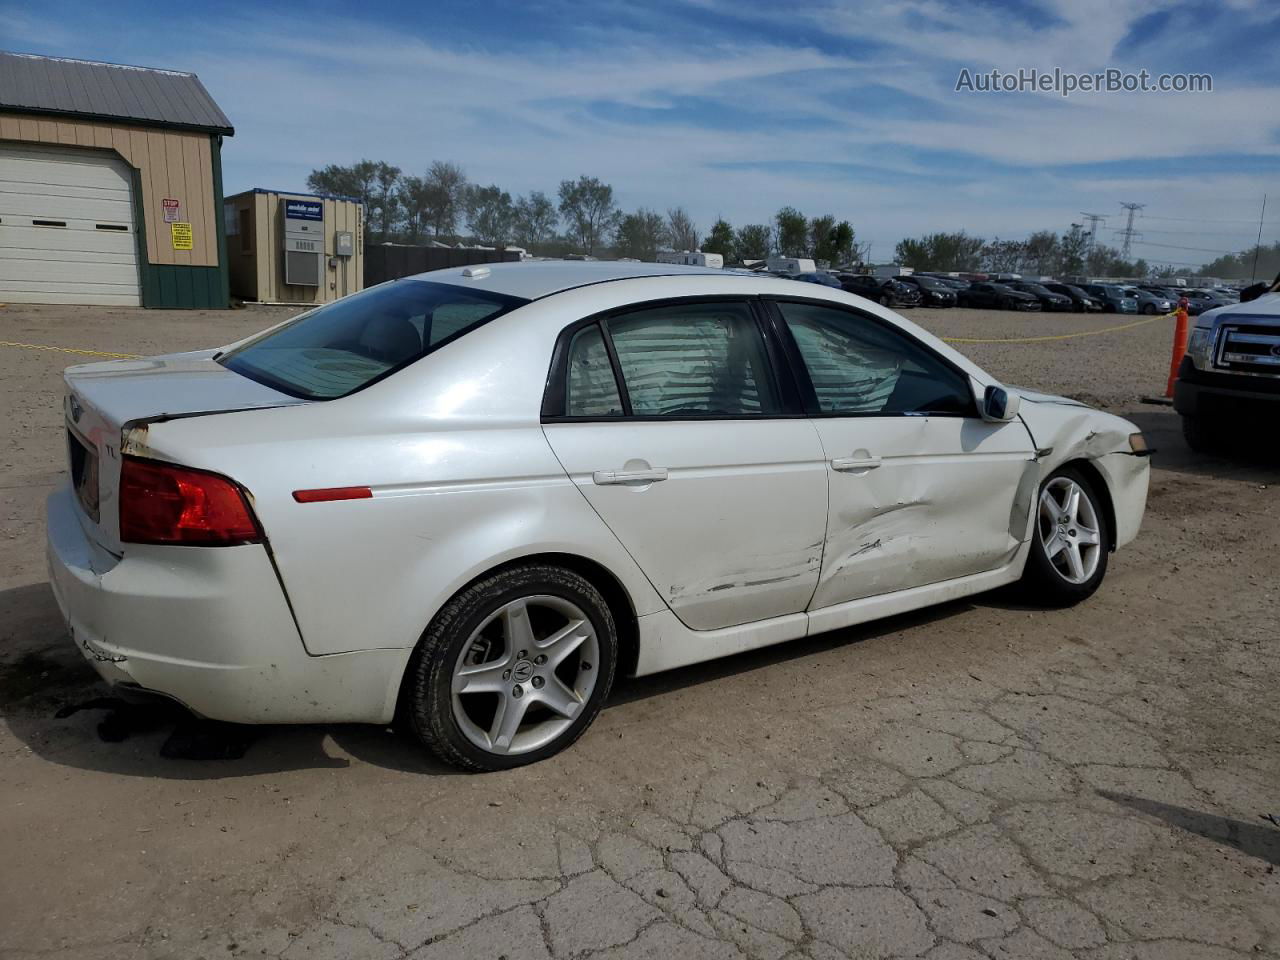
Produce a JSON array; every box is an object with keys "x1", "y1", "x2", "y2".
[{"x1": 0, "y1": 144, "x2": 142, "y2": 306}]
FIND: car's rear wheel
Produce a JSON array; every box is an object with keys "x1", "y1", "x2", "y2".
[
  {"x1": 405, "y1": 564, "x2": 617, "y2": 771},
  {"x1": 1020, "y1": 467, "x2": 1109, "y2": 606}
]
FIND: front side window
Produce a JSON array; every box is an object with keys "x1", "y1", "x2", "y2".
[
  {"x1": 219, "y1": 280, "x2": 528, "y2": 399},
  {"x1": 777, "y1": 301, "x2": 974, "y2": 416},
  {"x1": 605, "y1": 302, "x2": 780, "y2": 417}
]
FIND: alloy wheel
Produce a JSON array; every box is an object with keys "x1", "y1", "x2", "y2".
[
  {"x1": 450, "y1": 595, "x2": 599, "y2": 756},
  {"x1": 1037, "y1": 477, "x2": 1102, "y2": 584}
]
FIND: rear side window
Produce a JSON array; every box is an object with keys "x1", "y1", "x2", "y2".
[
  {"x1": 777, "y1": 301, "x2": 974, "y2": 416},
  {"x1": 219, "y1": 280, "x2": 528, "y2": 399},
  {"x1": 605, "y1": 302, "x2": 780, "y2": 417},
  {"x1": 565, "y1": 324, "x2": 623, "y2": 417}
]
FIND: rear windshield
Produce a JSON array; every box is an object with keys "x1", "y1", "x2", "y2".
[{"x1": 218, "y1": 280, "x2": 528, "y2": 399}]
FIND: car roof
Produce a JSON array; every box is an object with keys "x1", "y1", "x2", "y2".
[{"x1": 401, "y1": 260, "x2": 737, "y2": 301}]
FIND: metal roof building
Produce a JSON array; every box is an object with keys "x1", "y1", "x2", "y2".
[{"x1": 0, "y1": 51, "x2": 234, "y2": 307}]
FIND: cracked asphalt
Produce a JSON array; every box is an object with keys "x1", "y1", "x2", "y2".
[{"x1": 1, "y1": 303, "x2": 1278, "y2": 959}]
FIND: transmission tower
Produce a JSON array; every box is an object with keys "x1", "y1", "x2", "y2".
[
  {"x1": 1115, "y1": 202, "x2": 1145, "y2": 259},
  {"x1": 1080, "y1": 212, "x2": 1106, "y2": 253}
]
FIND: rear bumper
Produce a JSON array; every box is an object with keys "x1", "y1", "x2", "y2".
[{"x1": 46, "y1": 483, "x2": 407, "y2": 724}]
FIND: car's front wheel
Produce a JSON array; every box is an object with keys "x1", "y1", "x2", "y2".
[
  {"x1": 1142, "y1": 303, "x2": 1157, "y2": 315},
  {"x1": 1020, "y1": 467, "x2": 1109, "y2": 606},
  {"x1": 879, "y1": 293, "x2": 893, "y2": 307},
  {"x1": 404, "y1": 563, "x2": 617, "y2": 771}
]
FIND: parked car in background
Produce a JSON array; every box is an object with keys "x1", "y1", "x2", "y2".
[
  {"x1": 1083, "y1": 284, "x2": 1139, "y2": 314},
  {"x1": 1175, "y1": 290, "x2": 1280, "y2": 451},
  {"x1": 1043, "y1": 282, "x2": 1102, "y2": 312},
  {"x1": 791, "y1": 271, "x2": 843, "y2": 288},
  {"x1": 919, "y1": 274, "x2": 972, "y2": 291},
  {"x1": 837, "y1": 274, "x2": 923, "y2": 307},
  {"x1": 897, "y1": 274, "x2": 958, "y2": 307},
  {"x1": 1006, "y1": 282, "x2": 1073, "y2": 312},
  {"x1": 1210, "y1": 286, "x2": 1241, "y2": 302},
  {"x1": 47, "y1": 261, "x2": 1151, "y2": 770},
  {"x1": 1186, "y1": 288, "x2": 1235, "y2": 310},
  {"x1": 958, "y1": 282, "x2": 1042, "y2": 311},
  {"x1": 1121, "y1": 287, "x2": 1175, "y2": 315},
  {"x1": 1170, "y1": 289, "x2": 1216, "y2": 315}
]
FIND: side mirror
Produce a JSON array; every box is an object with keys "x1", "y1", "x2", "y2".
[{"x1": 981, "y1": 384, "x2": 1021, "y2": 422}]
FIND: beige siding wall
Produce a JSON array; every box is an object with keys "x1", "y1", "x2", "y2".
[
  {"x1": 0, "y1": 112, "x2": 219, "y2": 267},
  {"x1": 225, "y1": 190, "x2": 364, "y2": 304}
]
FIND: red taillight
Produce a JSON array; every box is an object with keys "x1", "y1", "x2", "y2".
[{"x1": 119, "y1": 456, "x2": 261, "y2": 545}]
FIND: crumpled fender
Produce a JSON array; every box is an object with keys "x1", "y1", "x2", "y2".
[{"x1": 1013, "y1": 392, "x2": 1149, "y2": 548}]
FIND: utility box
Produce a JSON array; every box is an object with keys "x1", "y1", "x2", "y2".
[
  {"x1": 224, "y1": 188, "x2": 363, "y2": 305},
  {"x1": 281, "y1": 197, "x2": 323, "y2": 287}
]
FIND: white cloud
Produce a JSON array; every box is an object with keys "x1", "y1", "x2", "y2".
[{"x1": 3, "y1": 1, "x2": 1276, "y2": 257}]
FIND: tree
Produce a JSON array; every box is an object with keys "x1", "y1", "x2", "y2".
[
  {"x1": 397, "y1": 174, "x2": 430, "y2": 242},
  {"x1": 465, "y1": 184, "x2": 515, "y2": 246},
  {"x1": 736, "y1": 223, "x2": 772, "y2": 260},
  {"x1": 1086, "y1": 243, "x2": 1131, "y2": 277},
  {"x1": 830, "y1": 220, "x2": 856, "y2": 266},
  {"x1": 1023, "y1": 230, "x2": 1061, "y2": 277},
  {"x1": 807, "y1": 215, "x2": 841, "y2": 264},
  {"x1": 1058, "y1": 226, "x2": 1089, "y2": 276},
  {"x1": 665, "y1": 207, "x2": 699, "y2": 252},
  {"x1": 702, "y1": 218, "x2": 736, "y2": 262},
  {"x1": 511, "y1": 191, "x2": 558, "y2": 250},
  {"x1": 371, "y1": 162, "x2": 402, "y2": 241},
  {"x1": 307, "y1": 160, "x2": 378, "y2": 207},
  {"x1": 558, "y1": 176, "x2": 621, "y2": 255},
  {"x1": 774, "y1": 206, "x2": 808, "y2": 257},
  {"x1": 423, "y1": 161, "x2": 468, "y2": 240},
  {"x1": 983, "y1": 238, "x2": 1028, "y2": 273},
  {"x1": 308, "y1": 160, "x2": 400, "y2": 241},
  {"x1": 614, "y1": 208, "x2": 666, "y2": 261},
  {"x1": 1200, "y1": 241, "x2": 1280, "y2": 281},
  {"x1": 894, "y1": 232, "x2": 984, "y2": 272}
]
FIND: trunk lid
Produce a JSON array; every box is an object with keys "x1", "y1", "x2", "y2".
[{"x1": 62, "y1": 350, "x2": 305, "y2": 553}]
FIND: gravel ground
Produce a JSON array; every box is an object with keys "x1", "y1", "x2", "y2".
[{"x1": 1, "y1": 300, "x2": 1277, "y2": 960}]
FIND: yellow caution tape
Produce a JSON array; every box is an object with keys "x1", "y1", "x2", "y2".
[
  {"x1": 0, "y1": 340, "x2": 143, "y2": 359},
  {"x1": 941, "y1": 312, "x2": 1174, "y2": 345}
]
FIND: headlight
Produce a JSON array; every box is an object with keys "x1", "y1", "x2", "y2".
[
  {"x1": 1128, "y1": 433, "x2": 1151, "y2": 455},
  {"x1": 1186, "y1": 327, "x2": 1214, "y2": 369}
]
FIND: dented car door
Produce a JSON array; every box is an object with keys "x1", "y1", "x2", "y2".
[
  {"x1": 541, "y1": 299, "x2": 828, "y2": 631},
  {"x1": 770, "y1": 299, "x2": 1037, "y2": 609}
]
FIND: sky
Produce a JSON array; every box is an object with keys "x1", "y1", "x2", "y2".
[{"x1": 3, "y1": 0, "x2": 1279, "y2": 265}]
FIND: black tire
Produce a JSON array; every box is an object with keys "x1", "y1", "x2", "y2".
[
  {"x1": 404, "y1": 563, "x2": 617, "y2": 771},
  {"x1": 1019, "y1": 466, "x2": 1110, "y2": 607},
  {"x1": 1180, "y1": 415, "x2": 1220, "y2": 453},
  {"x1": 879, "y1": 293, "x2": 892, "y2": 307},
  {"x1": 1142, "y1": 303, "x2": 1157, "y2": 315}
]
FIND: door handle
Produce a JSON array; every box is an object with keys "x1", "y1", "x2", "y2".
[
  {"x1": 592, "y1": 468, "x2": 669, "y2": 486},
  {"x1": 831, "y1": 455, "x2": 882, "y2": 472}
]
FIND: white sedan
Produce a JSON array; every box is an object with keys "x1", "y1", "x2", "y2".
[{"x1": 47, "y1": 262, "x2": 1150, "y2": 770}]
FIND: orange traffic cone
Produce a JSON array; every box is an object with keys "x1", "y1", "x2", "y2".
[{"x1": 1164, "y1": 305, "x2": 1189, "y2": 398}]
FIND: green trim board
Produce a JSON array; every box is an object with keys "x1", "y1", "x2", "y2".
[{"x1": 210, "y1": 134, "x2": 230, "y2": 308}]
